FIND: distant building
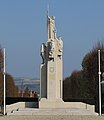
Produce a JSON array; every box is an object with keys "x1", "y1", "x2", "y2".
[
  {"x1": 18, "y1": 90, "x2": 38, "y2": 98},
  {"x1": 14, "y1": 77, "x2": 40, "y2": 94}
]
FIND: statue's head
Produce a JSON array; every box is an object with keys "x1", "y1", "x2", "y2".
[{"x1": 52, "y1": 16, "x2": 55, "y2": 20}]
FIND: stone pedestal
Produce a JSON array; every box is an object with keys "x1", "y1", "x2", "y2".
[{"x1": 39, "y1": 98, "x2": 63, "y2": 109}]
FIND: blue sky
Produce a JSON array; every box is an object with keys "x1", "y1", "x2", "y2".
[{"x1": 0, "y1": 0, "x2": 104, "y2": 78}]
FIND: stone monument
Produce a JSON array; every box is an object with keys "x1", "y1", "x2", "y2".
[
  {"x1": 39, "y1": 14, "x2": 63, "y2": 108},
  {"x1": 6, "y1": 14, "x2": 95, "y2": 115},
  {"x1": 39, "y1": 14, "x2": 95, "y2": 113}
]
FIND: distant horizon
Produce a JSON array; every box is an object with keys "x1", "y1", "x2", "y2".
[{"x1": 14, "y1": 77, "x2": 40, "y2": 80}]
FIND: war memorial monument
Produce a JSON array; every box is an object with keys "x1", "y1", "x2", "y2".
[
  {"x1": 40, "y1": 15, "x2": 63, "y2": 108},
  {"x1": 6, "y1": 14, "x2": 97, "y2": 116},
  {"x1": 39, "y1": 14, "x2": 95, "y2": 113}
]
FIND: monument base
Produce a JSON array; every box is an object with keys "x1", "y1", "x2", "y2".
[
  {"x1": 39, "y1": 98, "x2": 95, "y2": 112},
  {"x1": 39, "y1": 98, "x2": 64, "y2": 109}
]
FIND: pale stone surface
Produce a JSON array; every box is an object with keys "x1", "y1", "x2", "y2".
[
  {"x1": 40, "y1": 15, "x2": 63, "y2": 107},
  {"x1": 6, "y1": 102, "x2": 37, "y2": 114},
  {"x1": 6, "y1": 102, "x2": 25, "y2": 113},
  {"x1": 39, "y1": 100, "x2": 95, "y2": 112},
  {"x1": 1, "y1": 116, "x2": 104, "y2": 120},
  {"x1": 7, "y1": 107, "x2": 98, "y2": 116},
  {"x1": 6, "y1": 101, "x2": 95, "y2": 115}
]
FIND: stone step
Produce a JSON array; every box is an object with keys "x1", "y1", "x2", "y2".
[{"x1": 7, "y1": 108, "x2": 98, "y2": 116}]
